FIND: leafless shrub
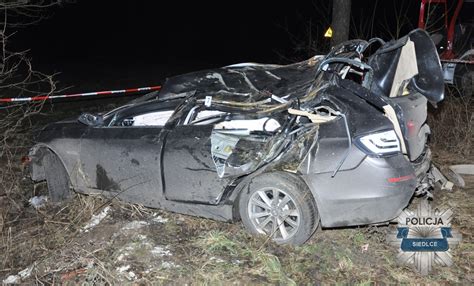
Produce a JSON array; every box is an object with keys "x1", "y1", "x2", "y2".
[
  {"x1": 0, "y1": 0, "x2": 61, "y2": 189},
  {"x1": 276, "y1": 1, "x2": 332, "y2": 61},
  {"x1": 428, "y1": 88, "x2": 474, "y2": 159},
  {"x1": 280, "y1": 0, "x2": 420, "y2": 62},
  {"x1": 0, "y1": 0, "x2": 68, "y2": 278}
]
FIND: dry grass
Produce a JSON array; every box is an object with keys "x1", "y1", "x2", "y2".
[{"x1": 428, "y1": 90, "x2": 473, "y2": 159}]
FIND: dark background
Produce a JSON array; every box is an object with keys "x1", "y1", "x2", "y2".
[
  {"x1": 17, "y1": 1, "x2": 309, "y2": 67},
  {"x1": 12, "y1": 0, "x2": 462, "y2": 92}
]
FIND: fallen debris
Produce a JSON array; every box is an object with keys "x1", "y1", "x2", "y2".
[
  {"x1": 2, "y1": 275, "x2": 19, "y2": 285},
  {"x1": 447, "y1": 164, "x2": 474, "y2": 188},
  {"x1": 28, "y1": 195, "x2": 48, "y2": 209},
  {"x1": 81, "y1": 206, "x2": 111, "y2": 232},
  {"x1": 450, "y1": 164, "x2": 474, "y2": 175},
  {"x1": 151, "y1": 246, "x2": 172, "y2": 257},
  {"x1": 161, "y1": 261, "x2": 178, "y2": 269},
  {"x1": 2, "y1": 264, "x2": 34, "y2": 284},
  {"x1": 122, "y1": 220, "x2": 149, "y2": 230},
  {"x1": 17, "y1": 266, "x2": 33, "y2": 279},
  {"x1": 116, "y1": 265, "x2": 131, "y2": 273},
  {"x1": 430, "y1": 165, "x2": 454, "y2": 191},
  {"x1": 152, "y1": 214, "x2": 169, "y2": 223}
]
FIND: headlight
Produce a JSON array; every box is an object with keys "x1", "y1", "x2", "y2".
[{"x1": 356, "y1": 130, "x2": 401, "y2": 156}]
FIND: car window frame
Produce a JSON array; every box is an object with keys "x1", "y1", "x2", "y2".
[{"x1": 102, "y1": 98, "x2": 184, "y2": 128}]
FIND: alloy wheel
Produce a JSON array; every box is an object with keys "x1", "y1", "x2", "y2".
[{"x1": 247, "y1": 187, "x2": 301, "y2": 241}]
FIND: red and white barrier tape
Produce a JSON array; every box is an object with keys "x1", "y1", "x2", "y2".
[
  {"x1": 441, "y1": 59, "x2": 474, "y2": 64},
  {"x1": 0, "y1": 85, "x2": 162, "y2": 103}
]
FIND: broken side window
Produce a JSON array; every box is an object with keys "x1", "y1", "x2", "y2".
[
  {"x1": 182, "y1": 104, "x2": 285, "y2": 178},
  {"x1": 121, "y1": 110, "x2": 175, "y2": 126},
  {"x1": 107, "y1": 100, "x2": 181, "y2": 127}
]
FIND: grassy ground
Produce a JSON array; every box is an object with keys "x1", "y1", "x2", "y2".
[{"x1": 0, "y1": 94, "x2": 472, "y2": 284}]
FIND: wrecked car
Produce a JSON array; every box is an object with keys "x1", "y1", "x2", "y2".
[{"x1": 28, "y1": 29, "x2": 448, "y2": 245}]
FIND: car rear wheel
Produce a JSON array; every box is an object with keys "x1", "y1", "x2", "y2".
[
  {"x1": 238, "y1": 172, "x2": 319, "y2": 245},
  {"x1": 42, "y1": 150, "x2": 73, "y2": 202}
]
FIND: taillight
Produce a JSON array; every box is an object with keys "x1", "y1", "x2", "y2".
[{"x1": 356, "y1": 130, "x2": 401, "y2": 156}]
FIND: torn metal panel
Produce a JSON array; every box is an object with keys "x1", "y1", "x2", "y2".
[
  {"x1": 210, "y1": 131, "x2": 266, "y2": 178},
  {"x1": 287, "y1": 108, "x2": 337, "y2": 124},
  {"x1": 389, "y1": 39, "x2": 419, "y2": 98},
  {"x1": 157, "y1": 56, "x2": 324, "y2": 106},
  {"x1": 445, "y1": 164, "x2": 474, "y2": 188}
]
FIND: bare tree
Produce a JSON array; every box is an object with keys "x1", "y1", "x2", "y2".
[
  {"x1": 0, "y1": 0, "x2": 67, "y2": 163},
  {"x1": 0, "y1": 1, "x2": 66, "y2": 100},
  {"x1": 330, "y1": 0, "x2": 351, "y2": 46},
  {"x1": 0, "y1": 1, "x2": 64, "y2": 269},
  {"x1": 276, "y1": 1, "x2": 332, "y2": 61}
]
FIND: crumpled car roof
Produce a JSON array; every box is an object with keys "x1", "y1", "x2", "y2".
[{"x1": 158, "y1": 56, "x2": 324, "y2": 103}]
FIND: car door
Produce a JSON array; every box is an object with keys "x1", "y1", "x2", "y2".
[
  {"x1": 162, "y1": 120, "x2": 232, "y2": 205},
  {"x1": 79, "y1": 101, "x2": 178, "y2": 207}
]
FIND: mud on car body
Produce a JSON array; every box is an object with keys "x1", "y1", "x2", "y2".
[{"x1": 28, "y1": 29, "x2": 449, "y2": 245}]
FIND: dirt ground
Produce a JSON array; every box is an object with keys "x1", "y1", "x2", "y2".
[{"x1": 0, "y1": 94, "x2": 472, "y2": 284}]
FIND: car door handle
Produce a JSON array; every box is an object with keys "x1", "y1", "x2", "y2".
[{"x1": 141, "y1": 135, "x2": 160, "y2": 143}]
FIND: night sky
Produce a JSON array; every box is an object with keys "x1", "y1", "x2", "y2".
[
  {"x1": 11, "y1": 1, "x2": 439, "y2": 90},
  {"x1": 18, "y1": 1, "x2": 307, "y2": 64},
  {"x1": 13, "y1": 1, "x2": 318, "y2": 89},
  {"x1": 15, "y1": 2, "x2": 309, "y2": 73}
]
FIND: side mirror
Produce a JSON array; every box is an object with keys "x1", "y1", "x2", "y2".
[{"x1": 78, "y1": 113, "x2": 104, "y2": 126}]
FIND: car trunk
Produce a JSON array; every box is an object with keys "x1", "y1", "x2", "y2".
[{"x1": 367, "y1": 29, "x2": 444, "y2": 161}]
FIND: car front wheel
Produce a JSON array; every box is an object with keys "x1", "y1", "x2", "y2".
[
  {"x1": 238, "y1": 172, "x2": 319, "y2": 245},
  {"x1": 42, "y1": 149, "x2": 73, "y2": 202}
]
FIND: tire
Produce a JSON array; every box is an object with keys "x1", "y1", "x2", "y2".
[
  {"x1": 42, "y1": 150, "x2": 73, "y2": 202},
  {"x1": 454, "y1": 56, "x2": 474, "y2": 97},
  {"x1": 238, "y1": 172, "x2": 319, "y2": 245}
]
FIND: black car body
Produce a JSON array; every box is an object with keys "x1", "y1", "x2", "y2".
[{"x1": 29, "y1": 29, "x2": 447, "y2": 244}]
